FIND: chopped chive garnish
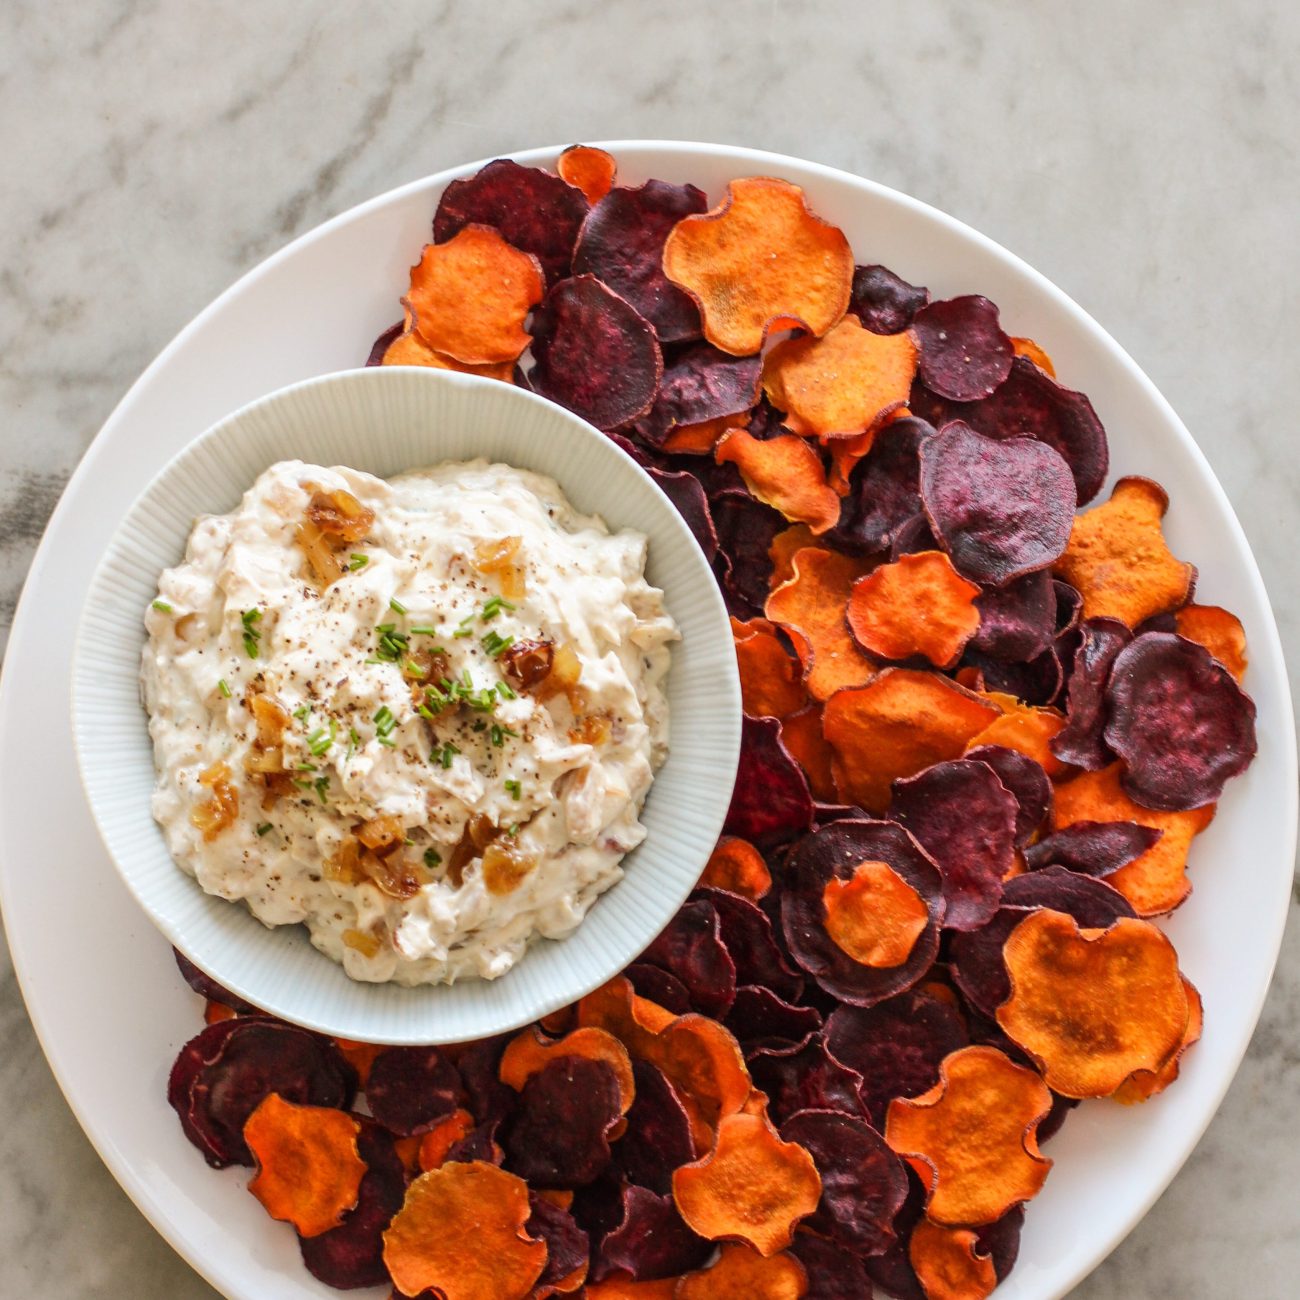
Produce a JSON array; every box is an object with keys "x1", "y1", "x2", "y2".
[
  {"x1": 490, "y1": 723, "x2": 518, "y2": 747},
  {"x1": 453, "y1": 614, "x2": 475, "y2": 638},
  {"x1": 296, "y1": 761, "x2": 318, "y2": 772},
  {"x1": 507, "y1": 823, "x2": 520, "y2": 837},
  {"x1": 481, "y1": 631, "x2": 515, "y2": 657},
  {"x1": 423, "y1": 847, "x2": 442, "y2": 870},
  {"x1": 373, "y1": 704, "x2": 398, "y2": 746},
  {"x1": 495, "y1": 680, "x2": 517, "y2": 701},
  {"x1": 240, "y1": 608, "x2": 262, "y2": 659},
  {"x1": 410, "y1": 626, "x2": 439, "y2": 637},
  {"x1": 307, "y1": 726, "x2": 333, "y2": 757},
  {"x1": 256, "y1": 822, "x2": 273, "y2": 836},
  {"x1": 389, "y1": 597, "x2": 408, "y2": 615},
  {"x1": 480, "y1": 596, "x2": 517, "y2": 622},
  {"x1": 418, "y1": 704, "x2": 436, "y2": 721},
  {"x1": 433, "y1": 741, "x2": 460, "y2": 769},
  {"x1": 505, "y1": 779, "x2": 522, "y2": 799},
  {"x1": 348, "y1": 553, "x2": 369, "y2": 571},
  {"x1": 293, "y1": 705, "x2": 311, "y2": 723},
  {"x1": 217, "y1": 679, "x2": 232, "y2": 698},
  {"x1": 374, "y1": 622, "x2": 411, "y2": 663},
  {"x1": 344, "y1": 725, "x2": 360, "y2": 764},
  {"x1": 152, "y1": 599, "x2": 173, "y2": 613},
  {"x1": 313, "y1": 775, "x2": 330, "y2": 804}
]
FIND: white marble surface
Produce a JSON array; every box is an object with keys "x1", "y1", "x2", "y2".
[{"x1": 1, "y1": 1, "x2": 1296, "y2": 1295}]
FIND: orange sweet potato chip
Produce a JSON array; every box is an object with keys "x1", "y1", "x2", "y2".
[
  {"x1": 652, "y1": 1015, "x2": 753, "y2": 1126},
  {"x1": 662, "y1": 176, "x2": 854, "y2": 356},
  {"x1": 885, "y1": 1045, "x2": 1052, "y2": 1227},
  {"x1": 382, "y1": 312, "x2": 517, "y2": 381},
  {"x1": 205, "y1": 999, "x2": 237, "y2": 1025},
  {"x1": 768, "y1": 525, "x2": 817, "y2": 589},
  {"x1": 1052, "y1": 477, "x2": 1194, "y2": 627},
  {"x1": 383, "y1": 1161, "x2": 546, "y2": 1300},
  {"x1": 766, "y1": 549, "x2": 877, "y2": 701},
  {"x1": 997, "y1": 911, "x2": 1190, "y2": 1098},
  {"x1": 673, "y1": 1110, "x2": 821, "y2": 1256},
  {"x1": 763, "y1": 315, "x2": 918, "y2": 439},
  {"x1": 909, "y1": 1217, "x2": 998, "y2": 1300},
  {"x1": 1009, "y1": 336, "x2": 1056, "y2": 377},
  {"x1": 734, "y1": 619, "x2": 807, "y2": 717},
  {"x1": 406, "y1": 225, "x2": 544, "y2": 364},
  {"x1": 1113, "y1": 976, "x2": 1203, "y2": 1104},
  {"x1": 1051, "y1": 763, "x2": 1215, "y2": 916},
  {"x1": 675, "y1": 1243, "x2": 808, "y2": 1298},
  {"x1": 662, "y1": 414, "x2": 740, "y2": 455},
  {"x1": 967, "y1": 700, "x2": 1070, "y2": 780},
  {"x1": 557, "y1": 144, "x2": 617, "y2": 204},
  {"x1": 700, "y1": 836, "x2": 773, "y2": 900},
  {"x1": 578, "y1": 976, "x2": 677, "y2": 1053},
  {"x1": 779, "y1": 704, "x2": 838, "y2": 802},
  {"x1": 716, "y1": 430, "x2": 841, "y2": 534},
  {"x1": 417, "y1": 1108, "x2": 476, "y2": 1172},
  {"x1": 827, "y1": 428, "x2": 876, "y2": 496},
  {"x1": 823, "y1": 859, "x2": 930, "y2": 968},
  {"x1": 823, "y1": 670, "x2": 1002, "y2": 812},
  {"x1": 846, "y1": 551, "x2": 981, "y2": 668},
  {"x1": 1174, "y1": 604, "x2": 1248, "y2": 682},
  {"x1": 499, "y1": 1026, "x2": 636, "y2": 1115},
  {"x1": 243, "y1": 1094, "x2": 366, "y2": 1238},
  {"x1": 585, "y1": 1280, "x2": 680, "y2": 1299},
  {"x1": 333, "y1": 1037, "x2": 385, "y2": 1088}
]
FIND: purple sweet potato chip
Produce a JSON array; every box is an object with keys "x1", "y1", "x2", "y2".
[
  {"x1": 365, "y1": 320, "x2": 403, "y2": 368},
  {"x1": 641, "y1": 899, "x2": 737, "y2": 1018},
  {"x1": 504, "y1": 1056, "x2": 622, "y2": 1188},
  {"x1": 365, "y1": 1046, "x2": 461, "y2": 1137},
  {"x1": 625, "y1": 962, "x2": 693, "y2": 1015},
  {"x1": 568, "y1": 1167, "x2": 627, "y2": 1251},
  {"x1": 888, "y1": 759, "x2": 1017, "y2": 931},
  {"x1": 173, "y1": 948, "x2": 258, "y2": 1014},
  {"x1": 527, "y1": 1192, "x2": 591, "y2": 1291},
  {"x1": 1036, "y1": 1092, "x2": 1079, "y2": 1145},
  {"x1": 850, "y1": 264, "x2": 930, "y2": 335},
  {"x1": 978, "y1": 1205, "x2": 1026, "y2": 1281},
  {"x1": 573, "y1": 179, "x2": 708, "y2": 341},
  {"x1": 646, "y1": 467, "x2": 718, "y2": 562},
  {"x1": 864, "y1": 1167, "x2": 927, "y2": 1300},
  {"x1": 1054, "y1": 578, "x2": 1084, "y2": 635},
  {"x1": 889, "y1": 512, "x2": 942, "y2": 560},
  {"x1": 529, "y1": 275, "x2": 663, "y2": 431},
  {"x1": 168, "y1": 1018, "x2": 357, "y2": 1169},
  {"x1": 697, "y1": 886, "x2": 803, "y2": 1001},
  {"x1": 634, "y1": 342, "x2": 762, "y2": 445},
  {"x1": 724, "y1": 984, "x2": 824, "y2": 1049},
  {"x1": 912, "y1": 295, "x2": 1013, "y2": 402},
  {"x1": 447, "y1": 1117, "x2": 505, "y2": 1166},
  {"x1": 712, "y1": 488, "x2": 785, "y2": 611},
  {"x1": 824, "y1": 988, "x2": 970, "y2": 1127},
  {"x1": 1023, "y1": 820, "x2": 1164, "y2": 875},
  {"x1": 616, "y1": 1060, "x2": 696, "y2": 1195},
  {"x1": 790, "y1": 1230, "x2": 872, "y2": 1300},
  {"x1": 921, "y1": 420, "x2": 1076, "y2": 587},
  {"x1": 812, "y1": 800, "x2": 867, "y2": 826},
  {"x1": 780, "y1": 1109, "x2": 909, "y2": 1256},
  {"x1": 827, "y1": 416, "x2": 932, "y2": 555},
  {"x1": 970, "y1": 569, "x2": 1056, "y2": 662},
  {"x1": 747, "y1": 1031, "x2": 868, "y2": 1125},
  {"x1": 781, "y1": 820, "x2": 944, "y2": 1006},
  {"x1": 724, "y1": 714, "x2": 814, "y2": 847},
  {"x1": 596, "y1": 1185, "x2": 712, "y2": 1281},
  {"x1": 965, "y1": 744, "x2": 1052, "y2": 848},
  {"x1": 1104, "y1": 632, "x2": 1258, "y2": 810},
  {"x1": 454, "y1": 1032, "x2": 515, "y2": 1125},
  {"x1": 962, "y1": 643, "x2": 1065, "y2": 708},
  {"x1": 1050, "y1": 617, "x2": 1132, "y2": 769},
  {"x1": 433, "y1": 158, "x2": 589, "y2": 286}
]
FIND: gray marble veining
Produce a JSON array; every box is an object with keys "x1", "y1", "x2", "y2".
[{"x1": 2, "y1": 0, "x2": 1297, "y2": 1295}]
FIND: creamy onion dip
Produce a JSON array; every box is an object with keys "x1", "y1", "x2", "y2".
[{"x1": 141, "y1": 459, "x2": 677, "y2": 984}]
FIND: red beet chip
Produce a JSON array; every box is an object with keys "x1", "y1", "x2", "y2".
[
  {"x1": 970, "y1": 569, "x2": 1056, "y2": 662},
  {"x1": 568, "y1": 1167, "x2": 628, "y2": 1250},
  {"x1": 963, "y1": 641, "x2": 1066, "y2": 708},
  {"x1": 921, "y1": 420, "x2": 1076, "y2": 587},
  {"x1": 780, "y1": 1109, "x2": 909, "y2": 1256},
  {"x1": 298, "y1": 1119, "x2": 405, "y2": 1290},
  {"x1": 824, "y1": 987, "x2": 970, "y2": 1128},
  {"x1": 748, "y1": 1031, "x2": 869, "y2": 1125},
  {"x1": 433, "y1": 157, "x2": 588, "y2": 286},
  {"x1": 504, "y1": 1056, "x2": 622, "y2": 1187},
  {"x1": 781, "y1": 820, "x2": 944, "y2": 1006},
  {"x1": 168, "y1": 1018, "x2": 357, "y2": 1168},
  {"x1": 865, "y1": 1167, "x2": 927, "y2": 1300},
  {"x1": 597, "y1": 1184, "x2": 712, "y2": 1281},
  {"x1": 529, "y1": 275, "x2": 663, "y2": 431},
  {"x1": 625, "y1": 961, "x2": 693, "y2": 1014},
  {"x1": 813, "y1": 800, "x2": 866, "y2": 826},
  {"x1": 454, "y1": 1032, "x2": 516, "y2": 1125},
  {"x1": 365, "y1": 320, "x2": 403, "y2": 367},
  {"x1": 634, "y1": 343, "x2": 763, "y2": 445},
  {"x1": 850, "y1": 263, "x2": 930, "y2": 335},
  {"x1": 447, "y1": 1117, "x2": 505, "y2": 1166},
  {"x1": 646, "y1": 467, "x2": 718, "y2": 562},
  {"x1": 1023, "y1": 820, "x2": 1164, "y2": 875},
  {"x1": 949, "y1": 866, "x2": 1135, "y2": 1016},
  {"x1": 888, "y1": 758, "x2": 1017, "y2": 931},
  {"x1": 173, "y1": 948, "x2": 258, "y2": 1014},
  {"x1": 573, "y1": 179, "x2": 708, "y2": 341},
  {"x1": 790, "y1": 1230, "x2": 872, "y2": 1300},
  {"x1": 1051, "y1": 617, "x2": 1132, "y2": 769},
  {"x1": 527, "y1": 1192, "x2": 590, "y2": 1291},
  {"x1": 1104, "y1": 631, "x2": 1258, "y2": 810},
  {"x1": 617, "y1": 1060, "x2": 696, "y2": 1195},
  {"x1": 642, "y1": 898, "x2": 737, "y2": 1018},
  {"x1": 828, "y1": 416, "x2": 932, "y2": 555},
  {"x1": 966, "y1": 744, "x2": 1052, "y2": 848},
  {"x1": 725, "y1": 714, "x2": 814, "y2": 847},
  {"x1": 697, "y1": 885, "x2": 804, "y2": 1001},
  {"x1": 1055, "y1": 578, "x2": 1085, "y2": 635},
  {"x1": 725, "y1": 984, "x2": 824, "y2": 1049},
  {"x1": 912, "y1": 295, "x2": 1013, "y2": 402},
  {"x1": 365, "y1": 1045, "x2": 461, "y2": 1137},
  {"x1": 712, "y1": 488, "x2": 785, "y2": 612},
  {"x1": 889, "y1": 512, "x2": 942, "y2": 560},
  {"x1": 1037, "y1": 1091, "x2": 1080, "y2": 1145},
  {"x1": 978, "y1": 1205, "x2": 1026, "y2": 1281}
]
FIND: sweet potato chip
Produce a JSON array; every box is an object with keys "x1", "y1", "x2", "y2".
[
  {"x1": 768, "y1": 527, "x2": 817, "y2": 586},
  {"x1": 244, "y1": 1094, "x2": 366, "y2": 1238},
  {"x1": 650, "y1": 1014, "x2": 754, "y2": 1126},
  {"x1": 417, "y1": 1108, "x2": 476, "y2": 1172},
  {"x1": 763, "y1": 315, "x2": 918, "y2": 439},
  {"x1": 600, "y1": 1184, "x2": 711, "y2": 1281},
  {"x1": 967, "y1": 699, "x2": 1069, "y2": 780},
  {"x1": 627, "y1": 963, "x2": 693, "y2": 1015},
  {"x1": 823, "y1": 670, "x2": 1001, "y2": 813},
  {"x1": 912, "y1": 296, "x2": 1013, "y2": 402},
  {"x1": 1050, "y1": 617, "x2": 1131, "y2": 770},
  {"x1": 405, "y1": 226, "x2": 543, "y2": 364},
  {"x1": 557, "y1": 144, "x2": 617, "y2": 204},
  {"x1": 734, "y1": 619, "x2": 807, "y2": 717},
  {"x1": 909, "y1": 1217, "x2": 998, "y2": 1300},
  {"x1": 779, "y1": 704, "x2": 838, "y2": 802},
  {"x1": 716, "y1": 431, "x2": 841, "y2": 534},
  {"x1": 643, "y1": 899, "x2": 738, "y2": 1018},
  {"x1": 662, "y1": 414, "x2": 739, "y2": 455},
  {"x1": 1052, "y1": 477, "x2": 1194, "y2": 626},
  {"x1": 585, "y1": 1280, "x2": 679, "y2": 1299},
  {"x1": 383, "y1": 1160, "x2": 545, "y2": 1299},
  {"x1": 578, "y1": 976, "x2": 678, "y2": 1051},
  {"x1": 700, "y1": 836, "x2": 773, "y2": 900},
  {"x1": 675, "y1": 1243, "x2": 808, "y2": 1298},
  {"x1": 884, "y1": 1045, "x2": 1052, "y2": 1226},
  {"x1": 713, "y1": 489, "x2": 787, "y2": 613},
  {"x1": 997, "y1": 911, "x2": 1190, "y2": 1097},
  {"x1": 663, "y1": 176, "x2": 854, "y2": 356},
  {"x1": 673, "y1": 1110, "x2": 821, "y2": 1256},
  {"x1": 725, "y1": 987, "x2": 822, "y2": 1051},
  {"x1": 847, "y1": 551, "x2": 981, "y2": 668},
  {"x1": 1113, "y1": 977, "x2": 1203, "y2": 1104},
  {"x1": 851, "y1": 263, "x2": 930, "y2": 335},
  {"x1": 827, "y1": 428, "x2": 877, "y2": 496},
  {"x1": 823, "y1": 860, "x2": 930, "y2": 968},
  {"x1": 636, "y1": 343, "x2": 763, "y2": 446},
  {"x1": 725, "y1": 714, "x2": 814, "y2": 846},
  {"x1": 966, "y1": 744, "x2": 1052, "y2": 848},
  {"x1": 1022, "y1": 821, "x2": 1164, "y2": 878},
  {"x1": 766, "y1": 548, "x2": 877, "y2": 701},
  {"x1": 1174, "y1": 604, "x2": 1247, "y2": 682},
  {"x1": 381, "y1": 314, "x2": 518, "y2": 380},
  {"x1": 204, "y1": 999, "x2": 237, "y2": 1025},
  {"x1": 500, "y1": 1026, "x2": 636, "y2": 1115},
  {"x1": 1010, "y1": 336, "x2": 1056, "y2": 377}
]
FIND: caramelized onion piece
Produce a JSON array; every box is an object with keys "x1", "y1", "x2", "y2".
[
  {"x1": 482, "y1": 840, "x2": 538, "y2": 895},
  {"x1": 568, "y1": 714, "x2": 612, "y2": 746},
  {"x1": 356, "y1": 814, "x2": 406, "y2": 856},
  {"x1": 343, "y1": 928, "x2": 383, "y2": 957},
  {"x1": 535, "y1": 642, "x2": 583, "y2": 705},
  {"x1": 192, "y1": 762, "x2": 239, "y2": 841},
  {"x1": 501, "y1": 638, "x2": 555, "y2": 691},
  {"x1": 250, "y1": 694, "x2": 290, "y2": 748},
  {"x1": 306, "y1": 487, "x2": 375, "y2": 544},
  {"x1": 475, "y1": 535, "x2": 527, "y2": 599},
  {"x1": 296, "y1": 520, "x2": 345, "y2": 589}
]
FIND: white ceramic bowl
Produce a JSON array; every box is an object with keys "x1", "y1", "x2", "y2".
[{"x1": 70, "y1": 365, "x2": 741, "y2": 1044}]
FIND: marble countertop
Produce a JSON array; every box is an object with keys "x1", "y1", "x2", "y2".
[{"x1": 2, "y1": 1, "x2": 1296, "y2": 1295}]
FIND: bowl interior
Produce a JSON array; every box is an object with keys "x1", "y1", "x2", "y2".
[{"x1": 70, "y1": 365, "x2": 741, "y2": 1043}]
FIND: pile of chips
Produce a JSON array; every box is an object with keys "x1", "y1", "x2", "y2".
[{"x1": 169, "y1": 146, "x2": 1259, "y2": 1299}]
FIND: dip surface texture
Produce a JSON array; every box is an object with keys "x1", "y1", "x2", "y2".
[{"x1": 141, "y1": 459, "x2": 678, "y2": 984}]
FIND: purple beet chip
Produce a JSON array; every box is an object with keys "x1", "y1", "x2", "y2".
[
  {"x1": 697, "y1": 885, "x2": 803, "y2": 1001},
  {"x1": 365, "y1": 320, "x2": 403, "y2": 368},
  {"x1": 1023, "y1": 820, "x2": 1164, "y2": 875},
  {"x1": 625, "y1": 962, "x2": 693, "y2": 1015},
  {"x1": 634, "y1": 342, "x2": 762, "y2": 445},
  {"x1": 173, "y1": 948, "x2": 258, "y2": 1014},
  {"x1": 617, "y1": 1061, "x2": 696, "y2": 1195},
  {"x1": 642, "y1": 899, "x2": 737, "y2": 1018},
  {"x1": 1051, "y1": 617, "x2": 1132, "y2": 769},
  {"x1": 724, "y1": 714, "x2": 814, "y2": 847},
  {"x1": 747, "y1": 1032, "x2": 868, "y2": 1125},
  {"x1": 454, "y1": 1033, "x2": 516, "y2": 1125},
  {"x1": 963, "y1": 642, "x2": 1065, "y2": 709},
  {"x1": 790, "y1": 1230, "x2": 872, "y2": 1300},
  {"x1": 596, "y1": 1184, "x2": 711, "y2": 1281},
  {"x1": 365, "y1": 1046, "x2": 461, "y2": 1137},
  {"x1": 966, "y1": 744, "x2": 1053, "y2": 848},
  {"x1": 725, "y1": 984, "x2": 823, "y2": 1049},
  {"x1": 828, "y1": 416, "x2": 933, "y2": 555},
  {"x1": 712, "y1": 489, "x2": 785, "y2": 612},
  {"x1": 646, "y1": 467, "x2": 718, "y2": 561},
  {"x1": 527, "y1": 1192, "x2": 590, "y2": 1291},
  {"x1": 850, "y1": 263, "x2": 930, "y2": 335},
  {"x1": 970, "y1": 569, "x2": 1057, "y2": 662},
  {"x1": 912, "y1": 295, "x2": 1013, "y2": 402}
]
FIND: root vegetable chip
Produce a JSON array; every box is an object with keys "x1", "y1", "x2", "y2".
[
  {"x1": 716, "y1": 431, "x2": 841, "y2": 534},
  {"x1": 528, "y1": 1191, "x2": 590, "y2": 1295},
  {"x1": 827, "y1": 427, "x2": 877, "y2": 497},
  {"x1": 647, "y1": 467, "x2": 718, "y2": 561},
  {"x1": 884, "y1": 1045, "x2": 1052, "y2": 1226},
  {"x1": 557, "y1": 144, "x2": 617, "y2": 204},
  {"x1": 920, "y1": 421, "x2": 1076, "y2": 587},
  {"x1": 599, "y1": 1185, "x2": 711, "y2": 1281},
  {"x1": 1113, "y1": 977, "x2": 1203, "y2": 1104},
  {"x1": 434, "y1": 157, "x2": 588, "y2": 286},
  {"x1": 965, "y1": 744, "x2": 1052, "y2": 848},
  {"x1": 675, "y1": 1242, "x2": 809, "y2": 1298},
  {"x1": 823, "y1": 670, "x2": 1000, "y2": 813},
  {"x1": 643, "y1": 899, "x2": 738, "y2": 1018},
  {"x1": 725, "y1": 986, "x2": 823, "y2": 1050},
  {"x1": 847, "y1": 551, "x2": 981, "y2": 668},
  {"x1": 713, "y1": 489, "x2": 786, "y2": 613},
  {"x1": 700, "y1": 836, "x2": 773, "y2": 900},
  {"x1": 724, "y1": 714, "x2": 814, "y2": 846},
  {"x1": 969, "y1": 569, "x2": 1056, "y2": 663},
  {"x1": 789, "y1": 1230, "x2": 871, "y2": 1300},
  {"x1": 417, "y1": 1108, "x2": 476, "y2": 1171},
  {"x1": 909, "y1": 1218, "x2": 997, "y2": 1300},
  {"x1": 366, "y1": 1046, "x2": 462, "y2": 1137},
  {"x1": 635, "y1": 343, "x2": 763, "y2": 446},
  {"x1": 574, "y1": 179, "x2": 708, "y2": 342},
  {"x1": 383, "y1": 1160, "x2": 546, "y2": 1300},
  {"x1": 1010, "y1": 336, "x2": 1056, "y2": 377},
  {"x1": 663, "y1": 177, "x2": 854, "y2": 356},
  {"x1": 1103, "y1": 632, "x2": 1257, "y2": 811},
  {"x1": 701, "y1": 886, "x2": 803, "y2": 1000},
  {"x1": 734, "y1": 619, "x2": 807, "y2": 717},
  {"x1": 405, "y1": 226, "x2": 543, "y2": 364},
  {"x1": 747, "y1": 1032, "x2": 868, "y2": 1125},
  {"x1": 586, "y1": 1281, "x2": 679, "y2": 1299},
  {"x1": 672, "y1": 1109, "x2": 822, "y2": 1255},
  {"x1": 1022, "y1": 821, "x2": 1164, "y2": 877},
  {"x1": 618, "y1": 1061, "x2": 697, "y2": 1195},
  {"x1": 911, "y1": 295, "x2": 1013, "y2": 402},
  {"x1": 821, "y1": 859, "x2": 931, "y2": 967},
  {"x1": 967, "y1": 699, "x2": 1068, "y2": 779},
  {"x1": 762, "y1": 315, "x2": 918, "y2": 439},
  {"x1": 829, "y1": 415, "x2": 932, "y2": 555},
  {"x1": 500, "y1": 1026, "x2": 636, "y2": 1114},
  {"x1": 1051, "y1": 617, "x2": 1131, "y2": 769},
  {"x1": 851, "y1": 263, "x2": 930, "y2": 335},
  {"x1": 1174, "y1": 604, "x2": 1248, "y2": 682},
  {"x1": 529, "y1": 275, "x2": 663, "y2": 430},
  {"x1": 996, "y1": 911, "x2": 1190, "y2": 1098},
  {"x1": 367, "y1": 319, "x2": 404, "y2": 366},
  {"x1": 648, "y1": 1014, "x2": 754, "y2": 1126},
  {"x1": 627, "y1": 962, "x2": 694, "y2": 1015},
  {"x1": 244, "y1": 1094, "x2": 366, "y2": 1238},
  {"x1": 1052, "y1": 477, "x2": 1194, "y2": 625},
  {"x1": 779, "y1": 704, "x2": 838, "y2": 802},
  {"x1": 663, "y1": 414, "x2": 739, "y2": 455},
  {"x1": 173, "y1": 948, "x2": 257, "y2": 1015}
]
